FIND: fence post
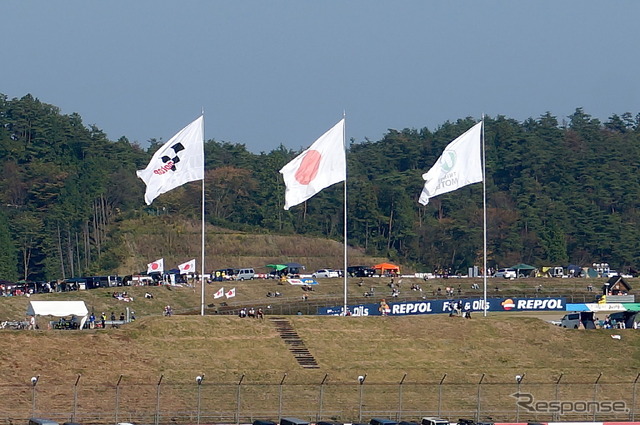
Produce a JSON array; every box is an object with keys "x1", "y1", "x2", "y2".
[
  {"x1": 358, "y1": 374, "x2": 367, "y2": 423},
  {"x1": 438, "y1": 374, "x2": 447, "y2": 417},
  {"x1": 155, "y1": 374, "x2": 163, "y2": 425},
  {"x1": 236, "y1": 374, "x2": 245, "y2": 425},
  {"x1": 31, "y1": 375, "x2": 40, "y2": 417},
  {"x1": 196, "y1": 374, "x2": 205, "y2": 425},
  {"x1": 475, "y1": 374, "x2": 485, "y2": 422},
  {"x1": 593, "y1": 372, "x2": 602, "y2": 422},
  {"x1": 632, "y1": 373, "x2": 640, "y2": 421},
  {"x1": 317, "y1": 374, "x2": 328, "y2": 421},
  {"x1": 115, "y1": 375, "x2": 123, "y2": 425},
  {"x1": 515, "y1": 374, "x2": 525, "y2": 423},
  {"x1": 278, "y1": 373, "x2": 288, "y2": 423},
  {"x1": 72, "y1": 374, "x2": 81, "y2": 423},
  {"x1": 553, "y1": 373, "x2": 563, "y2": 422},
  {"x1": 397, "y1": 374, "x2": 407, "y2": 422}
]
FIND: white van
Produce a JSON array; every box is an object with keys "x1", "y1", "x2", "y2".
[
  {"x1": 421, "y1": 418, "x2": 450, "y2": 425},
  {"x1": 560, "y1": 313, "x2": 581, "y2": 329},
  {"x1": 235, "y1": 268, "x2": 255, "y2": 280}
]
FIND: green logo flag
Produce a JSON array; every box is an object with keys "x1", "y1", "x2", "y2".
[{"x1": 418, "y1": 121, "x2": 483, "y2": 205}]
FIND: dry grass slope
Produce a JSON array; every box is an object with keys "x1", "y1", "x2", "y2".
[{"x1": 115, "y1": 216, "x2": 390, "y2": 276}]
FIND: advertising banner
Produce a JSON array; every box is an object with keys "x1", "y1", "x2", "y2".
[{"x1": 317, "y1": 297, "x2": 566, "y2": 316}]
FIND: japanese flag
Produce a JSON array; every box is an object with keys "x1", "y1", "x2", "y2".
[
  {"x1": 225, "y1": 288, "x2": 236, "y2": 298},
  {"x1": 213, "y1": 287, "x2": 224, "y2": 299},
  {"x1": 178, "y1": 259, "x2": 196, "y2": 274},
  {"x1": 147, "y1": 258, "x2": 164, "y2": 274},
  {"x1": 280, "y1": 118, "x2": 345, "y2": 210}
]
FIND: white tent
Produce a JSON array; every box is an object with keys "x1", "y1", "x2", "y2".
[{"x1": 26, "y1": 300, "x2": 89, "y2": 330}]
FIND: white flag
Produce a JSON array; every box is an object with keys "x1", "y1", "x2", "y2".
[
  {"x1": 147, "y1": 258, "x2": 164, "y2": 274},
  {"x1": 225, "y1": 287, "x2": 236, "y2": 298},
  {"x1": 136, "y1": 116, "x2": 204, "y2": 205},
  {"x1": 419, "y1": 121, "x2": 483, "y2": 205},
  {"x1": 280, "y1": 118, "x2": 345, "y2": 210},
  {"x1": 178, "y1": 259, "x2": 196, "y2": 274},
  {"x1": 213, "y1": 287, "x2": 224, "y2": 299}
]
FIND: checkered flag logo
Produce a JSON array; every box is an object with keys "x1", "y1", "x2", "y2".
[
  {"x1": 161, "y1": 143, "x2": 185, "y2": 171},
  {"x1": 136, "y1": 116, "x2": 204, "y2": 205}
]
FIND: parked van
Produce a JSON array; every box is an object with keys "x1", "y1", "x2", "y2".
[
  {"x1": 560, "y1": 313, "x2": 580, "y2": 328},
  {"x1": 422, "y1": 418, "x2": 450, "y2": 425},
  {"x1": 280, "y1": 418, "x2": 309, "y2": 425},
  {"x1": 235, "y1": 268, "x2": 255, "y2": 280}
]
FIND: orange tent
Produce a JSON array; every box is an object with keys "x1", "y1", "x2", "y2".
[{"x1": 373, "y1": 263, "x2": 400, "y2": 275}]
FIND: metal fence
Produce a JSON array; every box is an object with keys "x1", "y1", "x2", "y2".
[{"x1": 2, "y1": 373, "x2": 639, "y2": 425}]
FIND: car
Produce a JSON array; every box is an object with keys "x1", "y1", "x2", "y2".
[
  {"x1": 312, "y1": 269, "x2": 339, "y2": 278},
  {"x1": 421, "y1": 418, "x2": 450, "y2": 425},
  {"x1": 347, "y1": 265, "x2": 375, "y2": 277},
  {"x1": 559, "y1": 313, "x2": 580, "y2": 329},
  {"x1": 494, "y1": 268, "x2": 516, "y2": 279},
  {"x1": 234, "y1": 268, "x2": 255, "y2": 280},
  {"x1": 370, "y1": 419, "x2": 397, "y2": 425}
]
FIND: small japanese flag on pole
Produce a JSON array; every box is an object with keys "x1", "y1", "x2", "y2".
[
  {"x1": 225, "y1": 288, "x2": 236, "y2": 298},
  {"x1": 136, "y1": 116, "x2": 204, "y2": 205},
  {"x1": 213, "y1": 287, "x2": 224, "y2": 299},
  {"x1": 279, "y1": 118, "x2": 345, "y2": 210},
  {"x1": 147, "y1": 258, "x2": 164, "y2": 274},
  {"x1": 178, "y1": 259, "x2": 196, "y2": 274}
]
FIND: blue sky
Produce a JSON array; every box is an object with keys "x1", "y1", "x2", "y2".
[{"x1": 2, "y1": 1, "x2": 639, "y2": 153}]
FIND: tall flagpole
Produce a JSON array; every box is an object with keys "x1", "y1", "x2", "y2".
[
  {"x1": 201, "y1": 110, "x2": 206, "y2": 316},
  {"x1": 342, "y1": 112, "x2": 348, "y2": 316},
  {"x1": 482, "y1": 116, "x2": 488, "y2": 317}
]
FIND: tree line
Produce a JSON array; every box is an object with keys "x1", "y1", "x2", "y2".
[{"x1": 2, "y1": 93, "x2": 640, "y2": 281}]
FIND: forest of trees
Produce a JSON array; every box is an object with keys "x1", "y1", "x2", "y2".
[{"x1": 2, "y1": 93, "x2": 640, "y2": 282}]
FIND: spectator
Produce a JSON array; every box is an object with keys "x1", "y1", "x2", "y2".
[
  {"x1": 463, "y1": 305, "x2": 472, "y2": 319},
  {"x1": 110, "y1": 312, "x2": 116, "y2": 327},
  {"x1": 379, "y1": 299, "x2": 390, "y2": 316}
]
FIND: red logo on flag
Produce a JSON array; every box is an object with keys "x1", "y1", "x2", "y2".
[
  {"x1": 150, "y1": 262, "x2": 160, "y2": 270},
  {"x1": 295, "y1": 150, "x2": 321, "y2": 184}
]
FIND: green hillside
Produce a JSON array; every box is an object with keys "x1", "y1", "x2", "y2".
[{"x1": 3, "y1": 94, "x2": 640, "y2": 283}]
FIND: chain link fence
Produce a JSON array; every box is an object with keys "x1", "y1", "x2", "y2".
[{"x1": 1, "y1": 373, "x2": 639, "y2": 425}]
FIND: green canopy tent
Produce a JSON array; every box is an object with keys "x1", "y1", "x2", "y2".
[
  {"x1": 266, "y1": 264, "x2": 288, "y2": 278},
  {"x1": 510, "y1": 263, "x2": 536, "y2": 278},
  {"x1": 266, "y1": 264, "x2": 288, "y2": 271}
]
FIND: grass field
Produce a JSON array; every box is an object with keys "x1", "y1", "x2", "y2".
[{"x1": 1, "y1": 274, "x2": 636, "y2": 424}]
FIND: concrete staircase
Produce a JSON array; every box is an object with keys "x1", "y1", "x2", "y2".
[{"x1": 269, "y1": 317, "x2": 320, "y2": 369}]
